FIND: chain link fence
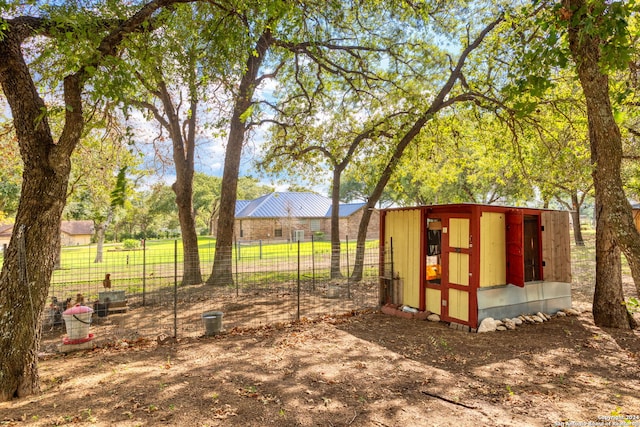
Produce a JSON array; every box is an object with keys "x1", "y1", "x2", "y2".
[
  {"x1": 40, "y1": 232, "x2": 634, "y2": 346},
  {"x1": 43, "y1": 238, "x2": 381, "y2": 342}
]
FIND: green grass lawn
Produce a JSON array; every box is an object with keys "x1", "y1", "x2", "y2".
[{"x1": 44, "y1": 237, "x2": 379, "y2": 290}]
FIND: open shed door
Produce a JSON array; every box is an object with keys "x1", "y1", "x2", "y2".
[
  {"x1": 506, "y1": 210, "x2": 525, "y2": 287},
  {"x1": 541, "y1": 210, "x2": 572, "y2": 283}
]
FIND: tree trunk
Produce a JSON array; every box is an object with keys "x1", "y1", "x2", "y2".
[
  {"x1": 592, "y1": 202, "x2": 630, "y2": 328},
  {"x1": 570, "y1": 192, "x2": 585, "y2": 246},
  {"x1": 351, "y1": 202, "x2": 376, "y2": 282},
  {"x1": 170, "y1": 95, "x2": 202, "y2": 286},
  {"x1": 0, "y1": 29, "x2": 81, "y2": 400},
  {"x1": 208, "y1": 199, "x2": 219, "y2": 236},
  {"x1": 207, "y1": 30, "x2": 273, "y2": 286},
  {"x1": 174, "y1": 179, "x2": 202, "y2": 285},
  {"x1": 330, "y1": 169, "x2": 343, "y2": 279},
  {"x1": 566, "y1": 0, "x2": 640, "y2": 324},
  {"x1": 94, "y1": 209, "x2": 114, "y2": 263},
  {"x1": 1, "y1": 4, "x2": 179, "y2": 401},
  {"x1": 147, "y1": 78, "x2": 203, "y2": 286}
]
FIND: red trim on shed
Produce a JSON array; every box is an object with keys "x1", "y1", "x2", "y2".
[{"x1": 506, "y1": 210, "x2": 525, "y2": 287}]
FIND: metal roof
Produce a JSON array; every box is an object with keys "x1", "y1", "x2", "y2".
[
  {"x1": 235, "y1": 200, "x2": 251, "y2": 216},
  {"x1": 236, "y1": 192, "x2": 364, "y2": 219},
  {"x1": 326, "y1": 202, "x2": 367, "y2": 217}
]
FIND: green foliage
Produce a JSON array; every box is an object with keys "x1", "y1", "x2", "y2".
[
  {"x1": 0, "y1": 181, "x2": 19, "y2": 218},
  {"x1": 0, "y1": 119, "x2": 21, "y2": 218},
  {"x1": 510, "y1": 73, "x2": 594, "y2": 208},
  {"x1": 122, "y1": 239, "x2": 139, "y2": 250},
  {"x1": 625, "y1": 297, "x2": 639, "y2": 313},
  {"x1": 501, "y1": 1, "x2": 640, "y2": 102},
  {"x1": 386, "y1": 108, "x2": 534, "y2": 207},
  {"x1": 110, "y1": 167, "x2": 128, "y2": 209}
]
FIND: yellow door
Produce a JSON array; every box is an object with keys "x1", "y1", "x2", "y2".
[{"x1": 443, "y1": 216, "x2": 471, "y2": 323}]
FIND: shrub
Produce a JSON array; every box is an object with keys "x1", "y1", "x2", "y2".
[{"x1": 123, "y1": 239, "x2": 140, "y2": 250}]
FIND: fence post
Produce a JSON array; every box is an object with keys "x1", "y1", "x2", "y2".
[
  {"x1": 88, "y1": 243, "x2": 92, "y2": 286},
  {"x1": 388, "y1": 237, "x2": 394, "y2": 305},
  {"x1": 346, "y1": 236, "x2": 351, "y2": 299},
  {"x1": 297, "y1": 239, "x2": 301, "y2": 321},
  {"x1": 235, "y1": 242, "x2": 239, "y2": 297},
  {"x1": 173, "y1": 239, "x2": 178, "y2": 338},
  {"x1": 311, "y1": 234, "x2": 316, "y2": 291},
  {"x1": 142, "y1": 238, "x2": 146, "y2": 306}
]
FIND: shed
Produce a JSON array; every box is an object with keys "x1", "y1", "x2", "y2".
[
  {"x1": 0, "y1": 224, "x2": 12, "y2": 248},
  {"x1": 60, "y1": 221, "x2": 94, "y2": 246},
  {"x1": 379, "y1": 204, "x2": 572, "y2": 329},
  {"x1": 0, "y1": 220, "x2": 94, "y2": 248}
]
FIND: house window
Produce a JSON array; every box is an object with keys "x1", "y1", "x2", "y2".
[
  {"x1": 310, "y1": 219, "x2": 321, "y2": 232},
  {"x1": 274, "y1": 228, "x2": 283, "y2": 237}
]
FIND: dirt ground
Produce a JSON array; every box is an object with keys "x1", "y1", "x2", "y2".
[{"x1": 2, "y1": 283, "x2": 640, "y2": 426}]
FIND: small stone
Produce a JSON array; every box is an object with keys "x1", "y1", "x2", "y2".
[
  {"x1": 531, "y1": 315, "x2": 544, "y2": 323},
  {"x1": 504, "y1": 320, "x2": 516, "y2": 330},
  {"x1": 478, "y1": 317, "x2": 497, "y2": 333},
  {"x1": 536, "y1": 312, "x2": 547, "y2": 321},
  {"x1": 494, "y1": 320, "x2": 504, "y2": 327},
  {"x1": 496, "y1": 326, "x2": 507, "y2": 331},
  {"x1": 565, "y1": 308, "x2": 581, "y2": 316},
  {"x1": 427, "y1": 314, "x2": 441, "y2": 322},
  {"x1": 518, "y1": 315, "x2": 527, "y2": 322},
  {"x1": 555, "y1": 311, "x2": 567, "y2": 317},
  {"x1": 512, "y1": 318, "x2": 523, "y2": 326},
  {"x1": 523, "y1": 316, "x2": 535, "y2": 324}
]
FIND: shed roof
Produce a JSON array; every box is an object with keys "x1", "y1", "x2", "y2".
[{"x1": 60, "y1": 220, "x2": 94, "y2": 235}]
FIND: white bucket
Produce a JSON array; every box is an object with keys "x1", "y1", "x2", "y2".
[{"x1": 62, "y1": 305, "x2": 93, "y2": 340}]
